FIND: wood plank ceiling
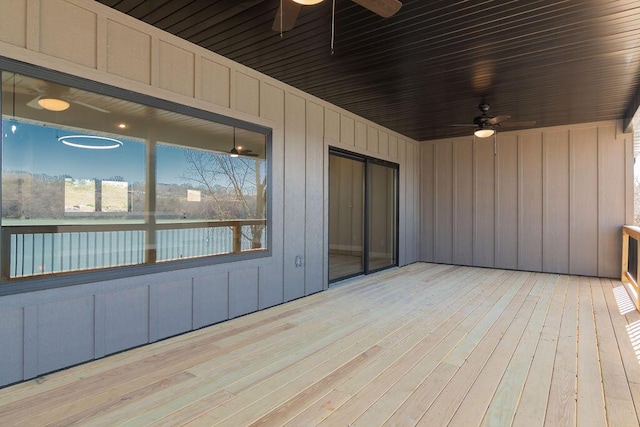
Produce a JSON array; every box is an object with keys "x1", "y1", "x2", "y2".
[{"x1": 95, "y1": 0, "x2": 640, "y2": 141}]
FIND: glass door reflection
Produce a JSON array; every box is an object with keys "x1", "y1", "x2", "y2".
[
  {"x1": 368, "y1": 162, "x2": 397, "y2": 272},
  {"x1": 328, "y1": 154, "x2": 365, "y2": 281},
  {"x1": 329, "y1": 149, "x2": 398, "y2": 283}
]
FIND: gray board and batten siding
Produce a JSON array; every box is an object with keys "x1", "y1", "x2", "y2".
[
  {"x1": 0, "y1": 0, "x2": 420, "y2": 387},
  {"x1": 420, "y1": 122, "x2": 633, "y2": 278}
]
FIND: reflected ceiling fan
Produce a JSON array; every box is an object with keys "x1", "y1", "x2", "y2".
[
  {"x1": 452, "y1": 102, "x2": 536, "y2": 138},
  {"x1": 273, "y1": 0, "x2": 402, "y2": 32},
  {"x1": 26, "y1": 89, "x2": 111, "y2": 113},
  {"x1": 229, "y1": 129, "x2": 259, "y2": 158},
  {"x1": 12, "y1": 76, "x2": 110, "y2": 113}
]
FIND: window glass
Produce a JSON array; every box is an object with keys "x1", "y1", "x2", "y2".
[{"x1": 1, "y1": 70, "x2": 269, "y2": 281}]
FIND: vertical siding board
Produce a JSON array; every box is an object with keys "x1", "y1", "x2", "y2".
[
  {"x1": 0, "y1": 0, "x2": 27, "y2": 48},
  {"x1": 36, "y1": 297, "x2": 95, "y2": 375},
  {"x1": 434, "y1": 142, "x2": 454, "y2": 263},
  {"x1": 39, "y1": 0, "x2": 97, "y2": 68},
  {"x1": 625, "y1": 135, "x2": 634, "y2": 224},
  {"x1": 420, "y1": 142, "x2": 434, "y2": 262},
  {"x1": 414, "y1": 143, "x2": 421, "y2": 262},
  {"x1": 405, "y1": 143, "x2": 416, "y2": 263},
  {"x1": 155, "y1": 280, "x2": 193, "y2": 340},
  {"x1": 23, "y1": 305, "x2": 37, "y2": 380},
  {"x1": 519, "y1": 133, "x2": 543, "y2": 271},
  {"x1": 235, "y1": 72, "x2": 260, "y2": 116},
  {"x1": 355, "y1": 121, "x2": 367, "y2": 149},
  {"x1": 570, "y1": 127, "x2": 599, "y2": 276},
  {"x1": 283, "y1": 93, "x2": 306, "y2": 301},
  {"x1": 94, "y1": 294, "x2": 106, "y2": 359},
  {"x1": 399, "y1": 140, "x2": 408, "y2": 264},
  {"x1": 305, "y1": 101, "x2": 324, "y2": 295},
  {"x1": 389, "y1": 135, "x2": 398, "y2": 159},
  {"x1": 106, "y1": 20, "x2": 152, "y2": 84},
  {"x1": 104, "y1": 286, "x2": 149, "y2": 354},
  {"x1": 598, "y1": 125, "x2": 625, "y2": 278},
  {"x1": 193, "y1": 273, "x2": 229, "y2": 328},
  {"x1": 201, "y1": 58, "x2": 231, "y2": 108},
  {"x1": 474, "y1": 138, "x2": 495, "y2": 267},
  {"x1": 495, "y1": 134, "x2": 519, "y2": 269},
  {"x1": 340, "y1": 115, "x2": 355, "y2": 146},
  {"x1": 0, "y1": 308, "x2": 25, "y2": 385},
  {"x1": 367, "y1": 127, "x2": 379, "y2": 154},
  {"x1": 229, "y1": 268, "x2": 259, "y2": 318},
  {"x1": 454, "y1": 139, "x2": 474, "y2": 265},
  {"x1": 324, "y1": 109, "x2": 340, "y2": 142},
  {"x1": 158, "y1": 41, "x2": 195, "y2": 97},
  {"x1": 379, "y1": 132, "x2": 389, "y2": 157},
  {"x1": 543, "y1": 130, "x2": 570, "y2": 273},
  {"x1": 259, "y1": 90, "x2": 285, "y2": 309}
]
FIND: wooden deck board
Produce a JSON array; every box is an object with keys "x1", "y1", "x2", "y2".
[
  {"x1": 590, "y1": 277, "x2": 639, "y2": 426},
  {"x1": 512, "y1": 275, "x2": 568, "y2": 426},
  {"x1": 545, "y1": 275, "x2": 579, "y2": 426},
  {"x1": 452, "y1": 273, "x2": 556, "y2": 426},
  {"x1": 1, "y1": 263, "x2": 639, "y2": 426}
]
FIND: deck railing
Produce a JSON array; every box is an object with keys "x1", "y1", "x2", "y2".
[
  {"x1": 1, "y1": 219, "x2": 266, "y2": 280},
  {"x1": 622, "y1": 225, "x2": 640, "y2": 310}
]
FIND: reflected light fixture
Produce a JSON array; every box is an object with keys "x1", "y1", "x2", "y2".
[
  {"x1": 230, "y1": 148, "x2": 239, "y2": 158},
  {"x1": 292, "y1": 0, "x2": 324, "y2": 4},
  {"x1": 59, "y1": 135, "x2": 123, "y2": 150},
  {"x1": 38, "y1": 97, "x2": 70, "y2": 112},
  {"x1": 474, "y1": 128, "x2": 495, "y2": 138}
]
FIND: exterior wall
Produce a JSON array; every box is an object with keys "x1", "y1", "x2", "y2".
[
  {"x1": 0, "y1": 0, "x2": 421, "y2": 387},
  {"x1": 420, "y1": 121, "x2": 634, "y2": 278}
]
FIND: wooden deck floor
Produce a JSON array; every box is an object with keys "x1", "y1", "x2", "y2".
[{"x1": 2, "y1": 263, "x2": 640, "y2": 426}]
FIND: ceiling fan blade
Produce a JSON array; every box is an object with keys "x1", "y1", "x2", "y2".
[
  {"x1": 26, "y1": 96, "x2": 43, "y2": 110},
  {"x1": 351, "y1": 0, "x2": 402, "y2": 18},
  {"x1": 272, "y1": 0, "x2": 302, "y2": 32},
  {"x1": 449, "y1": 124, "x2": 477, "y2": 127},
  {"x1": 487, "y1": 115, "x2": 511, "y2": 125},
  {"x1": 71, "y1": 100, "x2": 110, "y2": 113},
  {"x1": 500, "y1": 120, "x2": 537, "y2": 128}
]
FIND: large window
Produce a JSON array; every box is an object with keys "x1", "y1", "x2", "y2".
[{"x1": 1, "y1": 67, "x2": 270, "y2": 284}]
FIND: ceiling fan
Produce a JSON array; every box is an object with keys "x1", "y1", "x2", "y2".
[
  {"x1": 10, "y1": 76, "x2": 110, "y2": 113},
  {"x1": 452, "y1": 102, "x2": 536, "y2": 138},
  {"x1": 273, "y1": 0, "x2": 402, "y2": 32},
  {"x1": 229, "y1": 129, "x2": 259, "y2": 158},
  {"x1": 26, "y1": 90, "x2": 111, "y2": 113}
]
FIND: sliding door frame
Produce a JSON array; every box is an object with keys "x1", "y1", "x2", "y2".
[{"x1": 328, "y1": 147, "x2": 399, "y2": 284}]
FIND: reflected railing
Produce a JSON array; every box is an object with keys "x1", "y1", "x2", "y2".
[
  {"x1": 1, "y1": 219, "x2": 266, "y2": 280},
  {"x1": 622, "y1": 225, "x2": 640, "y2": 311}
]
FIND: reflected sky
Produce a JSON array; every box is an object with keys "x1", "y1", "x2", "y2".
[
  {"x1": 2, "y1": 118, "x2": 266, "y2": 189},
  {"x1": 3, "y1": 119, "x2": 147, "y2": 183}
]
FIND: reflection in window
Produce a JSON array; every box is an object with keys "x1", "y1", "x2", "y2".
[
  {"x1": 65, "y1": 178, "x2": 96, "y2": 213},
  {"x1": 1, "y1": 70, "x2": 270, "y2": 281},
  {"x1": 101, "y1": 180, "x2": 129, "y2": 213}
]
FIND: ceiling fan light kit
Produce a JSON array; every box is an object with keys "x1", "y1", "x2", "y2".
[
  {"x1": 274, "y1": 0, "x2": 401, "y2": 32},
  {"x1": 37, "y1": 97, "x2": 70, "y2": 111},
  {"x1": 474, "y1": 128, "x2": 495, "y2": 138}
]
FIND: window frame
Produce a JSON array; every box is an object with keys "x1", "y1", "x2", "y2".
[{"x1": 0, "y1": 57, "x2": 272, "y2": 296}]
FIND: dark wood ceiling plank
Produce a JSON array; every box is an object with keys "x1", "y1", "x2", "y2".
[{"x1": 95, "y1": 0, "x2": 640, "y2": 141}]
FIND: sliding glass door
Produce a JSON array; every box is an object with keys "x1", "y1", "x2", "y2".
[
  {"x1": 368, "y1": 162, "x2": 398, "y2": 272},
  {"x1": 328, "y1": 153, "x2": 365, "y2": 281},
  {"x1": 329, "y1": 149, "x2": 398, "y2": 283}
]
